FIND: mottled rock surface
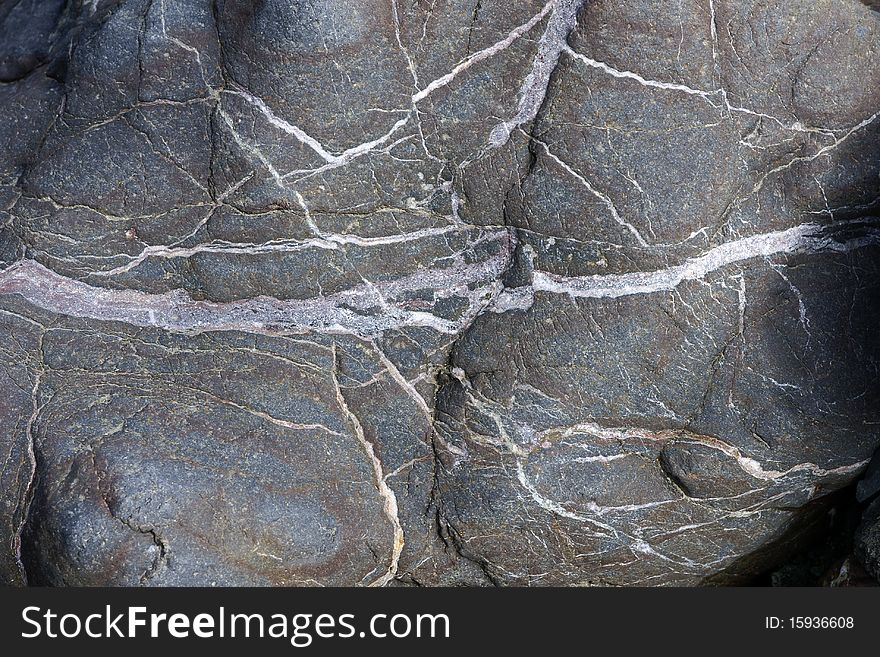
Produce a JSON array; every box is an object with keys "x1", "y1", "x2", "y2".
[{"x1": 1, "y1": 0, "x2": 879, "y2": 586}]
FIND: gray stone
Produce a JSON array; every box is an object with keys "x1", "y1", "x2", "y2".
[
  {"x1": 856, "y1": 451, "x2": 880, "y2": 503},
  {"x1": 856, "y1": 499, "x2": 880, "y2": 582},
  {"x1": 0, "y1": 0, "x2": 879, "y2": 586}
]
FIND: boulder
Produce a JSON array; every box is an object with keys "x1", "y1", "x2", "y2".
[{"x1": 1, "y1": 0, "x2": 879, "y2": 586}]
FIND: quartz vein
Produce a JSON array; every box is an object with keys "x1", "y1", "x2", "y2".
[
  {"x1": 0, "y1": 244, "x2": 510, "y2": 338},
  {"x1": 492, "y1": 220, "x2": 880, "y2": 309}
]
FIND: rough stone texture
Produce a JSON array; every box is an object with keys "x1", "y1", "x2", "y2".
[
  {"x1": 857, "y1": 450, "x2": 880, "y2": 503},
  {"x1": 854, "y1": 448, "x2": 880, "y2": 582},
  {"x1": 856, "y1": 498, "x2": 880, "y2": 582},
  {"x1": 0, "y1": 0, "x2": 878, "y2": 586}
]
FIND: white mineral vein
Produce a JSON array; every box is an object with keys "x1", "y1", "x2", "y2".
[
  {"x1": 330, "y1": 350, "x2": 403, "y2": 587},
  {"x1": 548, "y1": 421, "x2": 870, "y2": 482},
  {"x1": 224, "y1": 89, "x2": 340, "y2": 164},
  {"x1": 487, "y1": 0, "x2": 585, "y2": 149},
  {"x1": 5, "y1": 221, "x2": 877, "y2": 338},
  {"x1": 514, "y1": 460, "x2": 617, "y2": 537},
  {"x1": 0, "y1": 243, "x2": 509, "y2": 337},
  {"x1": 532, "y1": 137, "x2": 652, "y2": 246},
  {"x1": 563, "y1": 45, "x2": 848, "y2": 137},
  {"x1": 528, "y1": 220, "x2": 880, "y2": 300},
  {"x1": 411, "y1": 0, "x2": 557, "y2": 103},
  {"x1": 88, "y1": 224, "x2": 466, "y2": 277},
  {"x1": 226, "y1": 0, "x2": 560, "y2": 180},
  {"x1": 564, "y1": 46, "x2": 719, "y2": 100}
]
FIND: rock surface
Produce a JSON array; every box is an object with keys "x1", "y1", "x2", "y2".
[
  {"x1": 854, "y1": 449, "x2": 880, "y2": 582},
  {"x1": 856, "y1": 500, "x2": 880, "y2": 581},
  {"x1": 1, "y1": 0, "x2": 879, "y2": 586}
]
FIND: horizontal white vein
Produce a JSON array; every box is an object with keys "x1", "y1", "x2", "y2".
[
  {"x1": 532, "y1": 221, "x2": 880, "y2": 300},
  {"x1": 0, "y1": 241, "x2": 510, "y2": 338},
  {"x1": 88, "y1": 225, "x2": 465, "y2": 277}
]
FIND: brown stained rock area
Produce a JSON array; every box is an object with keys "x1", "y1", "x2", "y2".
[{"x1": 0, "y1": 0, "x2": 879, "y2": 586}]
